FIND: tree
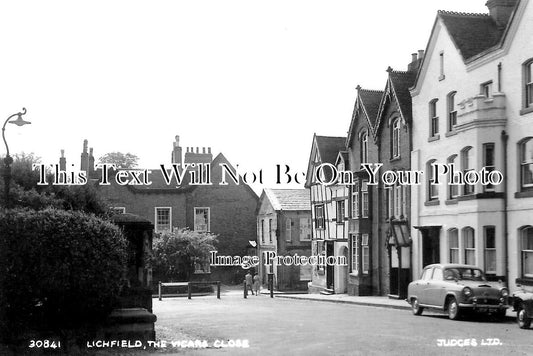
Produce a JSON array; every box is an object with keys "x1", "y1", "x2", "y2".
[
  {"x1": 153, "y1": 228, "x2": 217, "y2": 282},
  {"x1": 98, "y1": 152, "x2": 139, "y2": 169},
  {"x1": 0, "y1": 153, "x2": 110, "y2": 217}
]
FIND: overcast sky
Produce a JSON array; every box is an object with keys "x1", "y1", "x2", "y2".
[{"x1": 0, "y1": 0, "x2": 489, "y2": 193}]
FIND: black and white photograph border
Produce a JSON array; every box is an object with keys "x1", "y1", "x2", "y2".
[{"x1": 1, "y1": 0, "x2": 533, "y2": 355}]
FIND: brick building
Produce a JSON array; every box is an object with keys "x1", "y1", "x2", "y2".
[
  {"x1": 68, "y1": 136, "x2": 258, "y2": 284},
  {"x1": 256, "y1": 188, "x2": 311, "y2": 291}
]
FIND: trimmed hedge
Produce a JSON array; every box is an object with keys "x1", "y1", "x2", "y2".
[{"x1": 0, "y1": 208, "x2": 127, "y2": 340}]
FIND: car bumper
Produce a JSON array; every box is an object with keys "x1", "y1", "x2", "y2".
[{"x1": 458, "y1": 303, "x2": 508, "y2": 310}]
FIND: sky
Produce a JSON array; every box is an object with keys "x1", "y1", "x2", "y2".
[{"x1": 0, "y1": 0, "x2": 489, "y2": 194}]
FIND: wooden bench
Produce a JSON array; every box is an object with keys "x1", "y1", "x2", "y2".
[{"x1": 158, "y1": 281, "x2": 221, "y2": 300}]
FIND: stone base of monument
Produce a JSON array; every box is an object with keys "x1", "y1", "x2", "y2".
[{"x1": 102, "y1": 308, "x2": 157, "y2": 342}]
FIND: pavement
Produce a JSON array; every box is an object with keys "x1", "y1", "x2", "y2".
[{"x1": 256, "y1": 288, "x2": 516, "y2": 318}]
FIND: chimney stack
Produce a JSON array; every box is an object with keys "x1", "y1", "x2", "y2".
[
  {"x1": 486, "y1": 0, "x2": 518, "y2": 27},
  {"x1": 80, "y1": 139, "x2": 89, "y2": 172},
  {"x1": 89, "y1": 148, "x2": 95, "y2": 177},
  {"x1": 407, "y1": 50, "x2": 424, "y2": 72},
  {"x1": 171, "y1": 135, "x2": 183, "y2": 165}
]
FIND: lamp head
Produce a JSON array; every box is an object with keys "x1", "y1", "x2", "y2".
[{"x1": 9, "y1": 114, "x2": 31, "y2": 127}]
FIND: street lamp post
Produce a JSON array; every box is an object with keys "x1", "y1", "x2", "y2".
[{"x1": 2, "y1": 108, "x2": 31, "y2": 209}]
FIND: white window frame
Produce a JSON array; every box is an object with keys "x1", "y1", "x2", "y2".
[
  {"x1": 362, "y1": 234, "x2": 369, "y2": 274},
  {"x1": 463, "y1": 227, "x2": 476, "y2": 265},
  {"x1": 360, "y1": 131, "x2": 368, "y2": 164},
  {"x1": 484, "y1": 226, "x2": 496, "y2": 275},
  {"x1": 392, "y1": 118, "x2": 401, "y2": 158},
  {"x1": 299, "y1": 217, "x2": 311, "y2": 241},
  {"x1": 522, "y1": 226, "x2": 533, "y2": 278},
  {"x1": 352, "y1": 184, "x2": 359, "y2": 218},
  {"x1": 462, "y1": 147, "x2": 475, "y2": 195},
  {"x1": 429, "y1": 99, "x2": 439, "y2": 137},
  {"x1": 520, "y1": 138, "x2": 533, "y2": 188},
  {"x1": 447, "y1": 91, "x2": 457, "y2": 131},
  {"x1": 448, "y1": 228, "x2": 459, "y2": 264},
  {"x1": 526, "y1": 61, "x2": 533, "y2": 108},
  {"x1": 155, "y1": 207, "x2": 172, "y2": 232},
  {"x1": 286, "y1": 218, "x2": 292, "y2": 242},
  {"x1": 361, "y1": 181, "x2": 369, "y2": 218},
  {"x1": 427, "y1": 160, "x2": 439, "y2": 201},
  {"x1": 194, "y1": 207, "x2": 210, "y2": 232}
]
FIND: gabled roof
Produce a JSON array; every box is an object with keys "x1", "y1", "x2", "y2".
[
  {"x1": 374, "y1": 69, "x2": 416, "y2": 136},
  {"x1": 315, "y1": 135, "x2": 346, "y2": 164},
  {"x1": 305, "y1": 134, "x2": 346, "y2": 187},
  {"x1": 346, "y1": 88, "x2": 383, "y2": 147},
  {"x1": 359, "y1": 89, "x2": 383, "y2": 128},
  {"x1": 262, "y1": 188, "x2": 311, "y2": 211},
  {"x1": 438, "y1": 11, "x2": 506, "y2": 61},
  {"x1": 389, "y1": 70, "x2": 416, "y2": 122}
]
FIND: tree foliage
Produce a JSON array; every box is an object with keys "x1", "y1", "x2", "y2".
[
  {"x1": 0, "y1": 153, "x2": 110, "y2": 216},
  {"x1": 0, "y1": 208, "x2": 127, "y2": 341},
  {"x1": 98, "y1": 152, "x2": 139, "y2": 169},
  {"x1": 153, "y1": 228, "x2": 217, "y2": 281}
]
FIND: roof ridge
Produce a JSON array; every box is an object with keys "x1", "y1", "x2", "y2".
[
  {"x1": 438, "y1": 10, "x2": 489, "y2": 17},
  {"x1": 359, "y1": 88, "x2": 384, "y2": 94}
]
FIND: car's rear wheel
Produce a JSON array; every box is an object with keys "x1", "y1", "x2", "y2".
[
  {"x1": 448, "y1": 297, "x2": 461, "y2": 320},
  {"x1": 518, "y1": 303, "x2": 531, "y2": 329},
  {"x1": 411, "y1": 298, "x2": 423, "y2": 316}
]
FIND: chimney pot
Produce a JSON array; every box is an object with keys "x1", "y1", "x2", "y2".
[
  {"x1": 208, "y1": 147, "x2": 211, "y2": 154},
  {"x1": 61, "y1": 149, "x2": 64, "y2": 158},
  {"x1": 411, "y1": 53, "x2": 417, "y2": 62},
  {"x1": 418, "y1": 50, "x2": 424, "y2": 60},
  {"x1": 203, "y1": 147, "x2": 206, "y2": 154}
]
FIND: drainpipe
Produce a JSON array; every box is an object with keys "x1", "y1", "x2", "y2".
[{"x1": 501, "y1": 130, "x2": 509, "y2": 288}]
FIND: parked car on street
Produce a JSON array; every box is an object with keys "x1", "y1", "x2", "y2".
[
  {"x1": 512, "y1": 284, "x2": 533, "y2": 329},
  {"x1": 407, "y1": 264, "x2": 508, "y2": 320}
]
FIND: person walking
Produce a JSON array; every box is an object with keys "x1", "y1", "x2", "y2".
[
  {"x1": 253, "y1": 273, "x2": 260, "y2": 296},
  {"x1": 245, "y1": 271, "x2": 254, "y2": 295}
]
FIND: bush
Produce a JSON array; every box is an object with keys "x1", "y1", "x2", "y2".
[{"x1": 0, "y1": 208, "x2": 127, "y2": 341}]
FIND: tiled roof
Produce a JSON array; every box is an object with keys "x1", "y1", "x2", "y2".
[
  {"x1": 389, "y1": 70, "x2": 416, "y2": 122},
  {"x1": 264, "y1": 188, "x2": 311, "y2": 211},
  {"x1": 438, "y1": 11, "x2": 506, "y2": 61},
  {"x1": 315, "y1": 136, "x2": 346, "y2": 164},
  {"x1": 358, "y1": 89, "x2": 384, "y2": 128}
]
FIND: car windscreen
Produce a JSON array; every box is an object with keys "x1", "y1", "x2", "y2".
[{"x1": 444, "y1": 268, "x2": 486, "y2": 281}]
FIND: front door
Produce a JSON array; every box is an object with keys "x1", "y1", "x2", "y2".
[
  {"x1": 422, "y1": 227, "x2": 440, "y2": 267},
  {"x1": 326, "y1": 242, "x2": 334, "y2": 290}
]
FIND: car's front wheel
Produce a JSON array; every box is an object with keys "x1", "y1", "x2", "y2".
[
  {"x1": 411, "y1": 298, "x2": 423, "y2": 316},
  {"x1": 518, "y1": 303, "x2": 531, "y2": 329},
  {"x1": 448, "y1": 297, "x2": 461, "y2": 320}
]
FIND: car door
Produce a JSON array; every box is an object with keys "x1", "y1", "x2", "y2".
[
  {"x1": 416, "y1": 266, "x2": 433, "y2": 305},
  {"x1": 426, "y1": 266, "x2": 446, "y2": 306}
]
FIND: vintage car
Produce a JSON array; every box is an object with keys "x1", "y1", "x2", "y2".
[
  {"x1": 512, "y1": 281, "x2": 533, "y2": 329},
  {"x1": 407, "y1": 264, "x2": 508, "y2": 320}
]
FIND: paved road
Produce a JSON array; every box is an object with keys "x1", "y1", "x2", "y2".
[{"x1": 151, "y1": 291, "x2": 532, "y2": 356}]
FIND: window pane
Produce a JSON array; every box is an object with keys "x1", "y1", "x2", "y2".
[{"x1": 194, "y1": 208, "x2": 209, "y2": 232}]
